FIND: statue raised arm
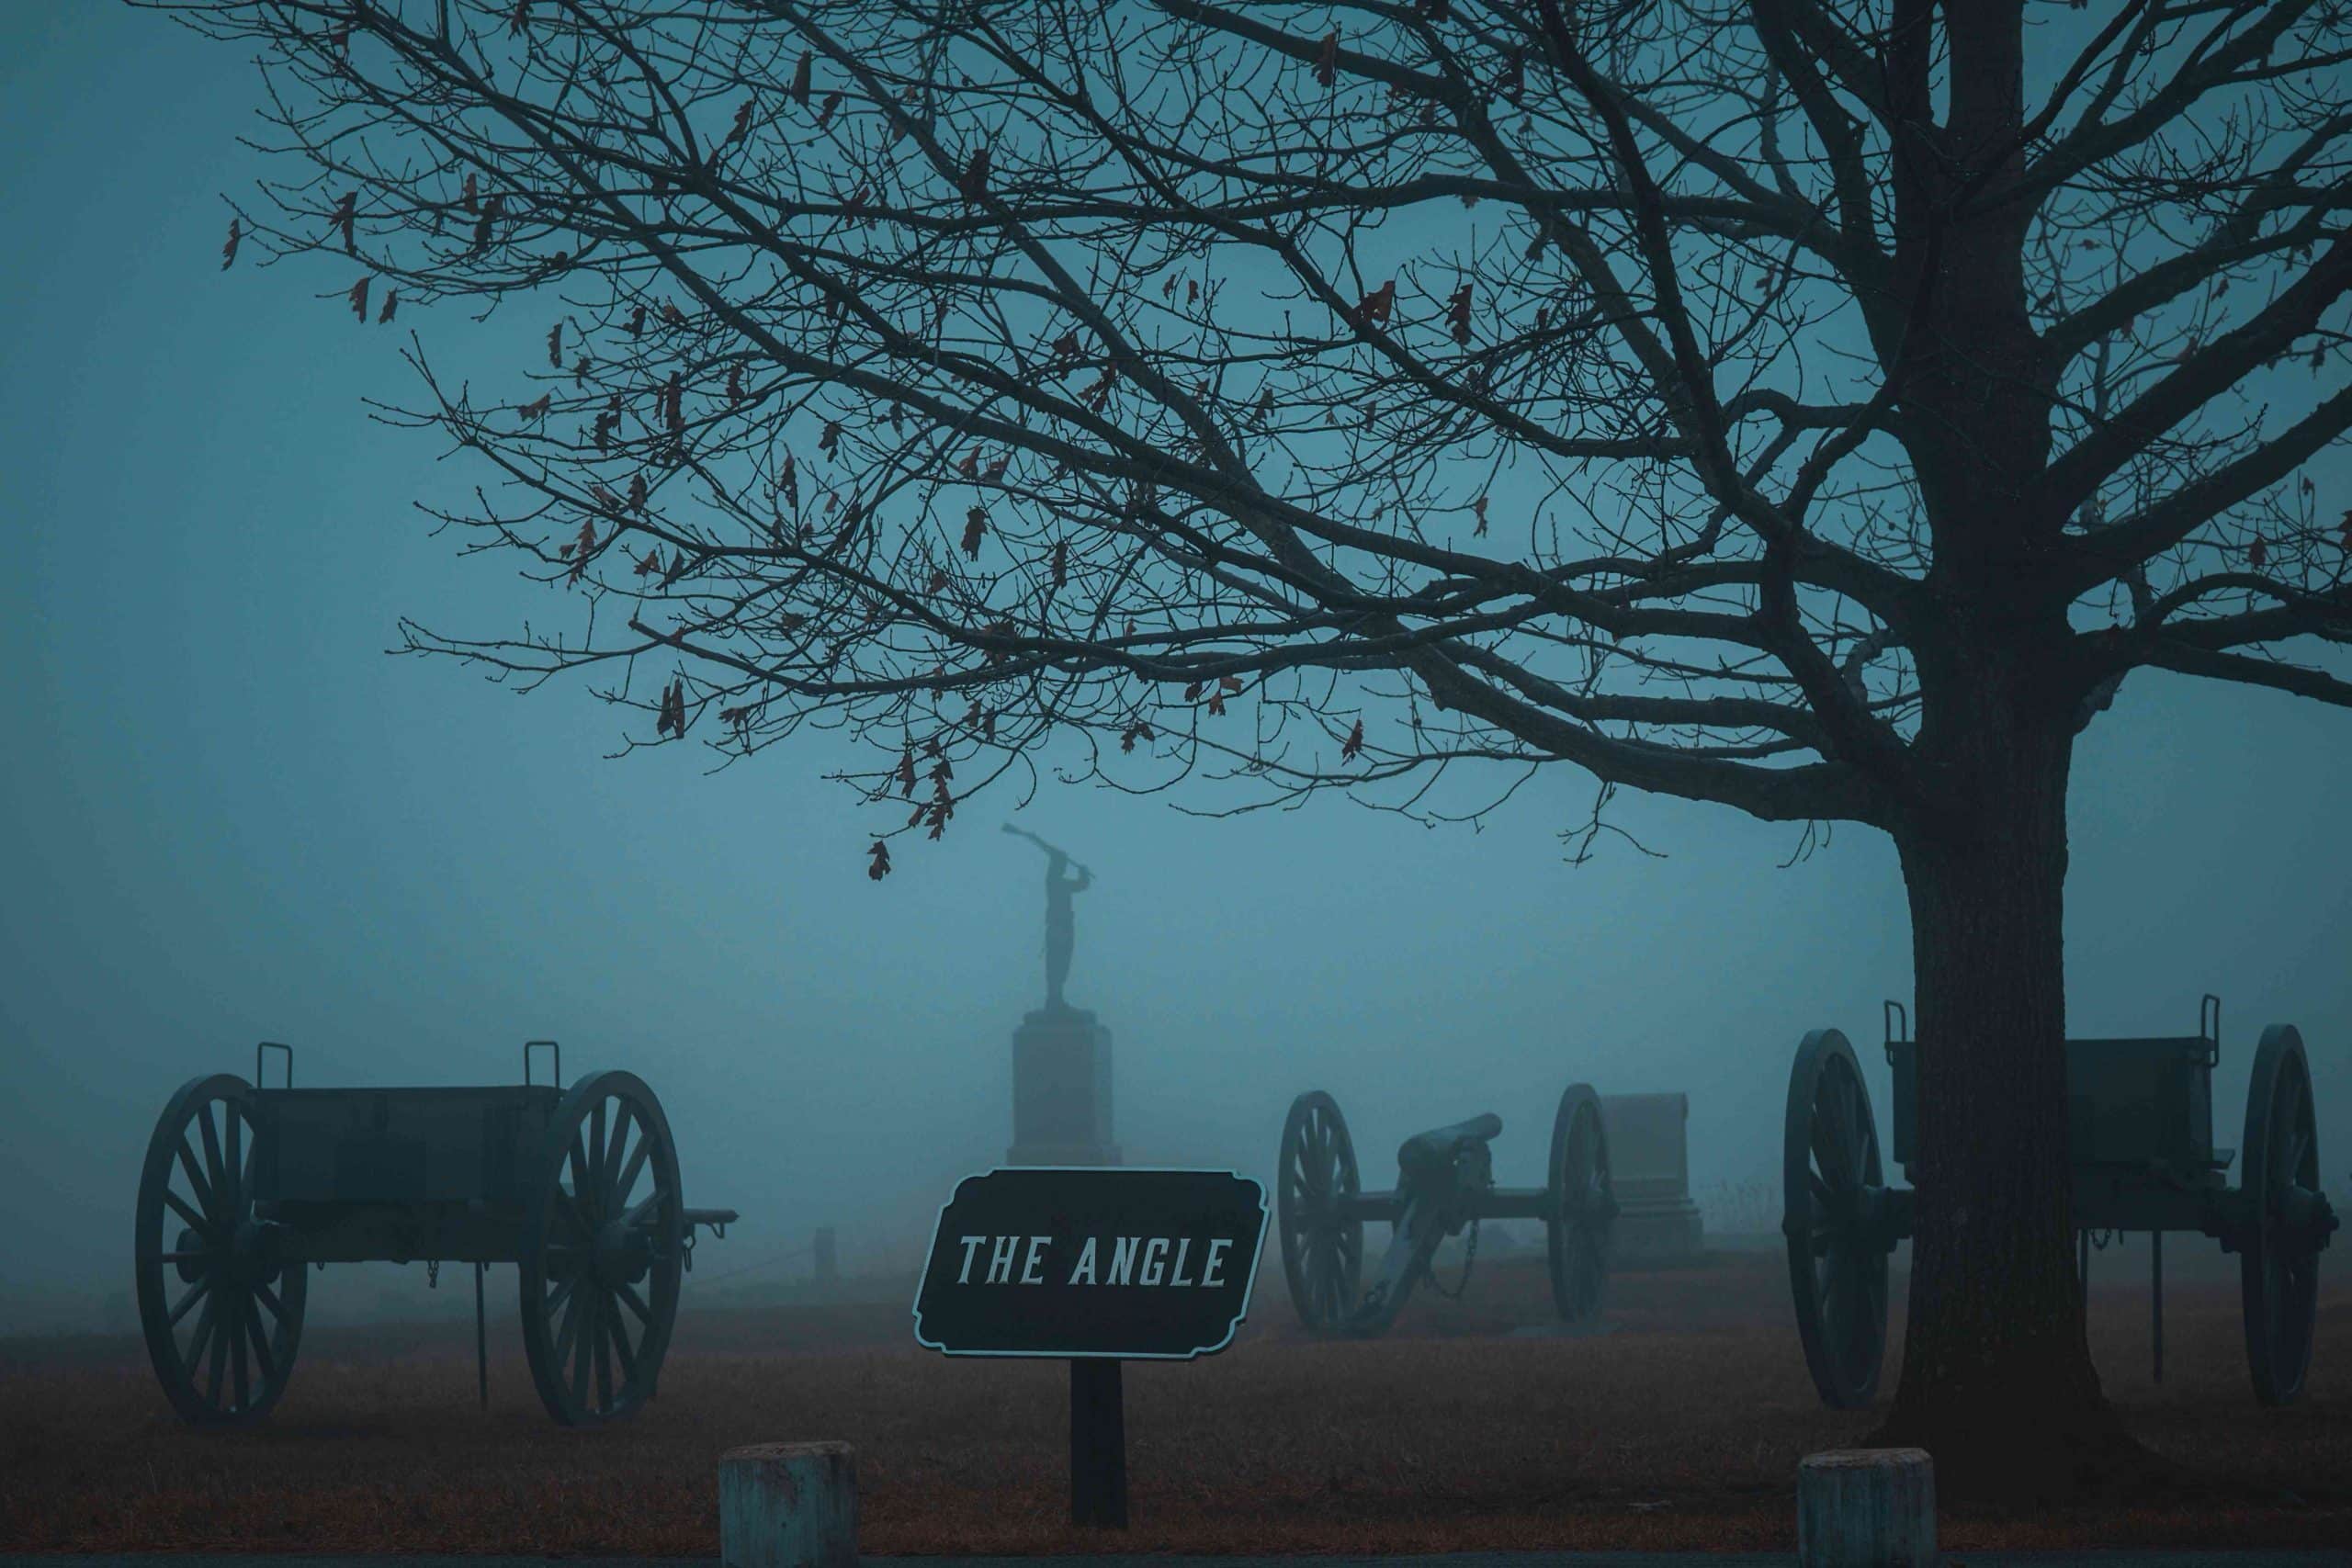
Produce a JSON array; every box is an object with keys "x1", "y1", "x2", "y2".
[{"x1": 1001, "y1": 823, "x2": 1093, "y2": 1010}]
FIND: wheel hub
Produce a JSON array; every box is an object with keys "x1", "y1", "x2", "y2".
[
  {"x1": 175, "y1": 1227, "x2": 207, "y2": 1283},
  {"x1": 592, "y1": 1220, "x2": 653, "y2": 1288},
  {"x1": 228, "y1": 1219, "x2": 286, "y2": 1287},
  {"x1": 2276, "y1": 1183, "x2": 2339, "y2": 1248}
]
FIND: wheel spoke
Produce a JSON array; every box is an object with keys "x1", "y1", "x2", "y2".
[
  {"x1": 169, "y1": 1273, "x2": 212, "y2": 1327},
  {"x1": 610, "y1": 1126, "x2": 650, "y2": 1212},
  {"x1": 1834, "y1": 1073, "x2": 1866, "y2": 1185},
  {"x1": 568, "y1": 1131, "x2": 596, "y2": 1221},
  {"x1": 254, "y1": 1279, "x2": 286, "y2": 1325},
  {"x1": 550, "y1": 1186, "x2": 592, "y2": 1241},
  {"x1": 614, "y1": 1280, "x2": 650, "y2": 1325},
  {"x1": 164, "y1": 1188, "x2": 216, "y2": 1239},
  {"x1": 225, "y1": 1106, "x2": 243, "y2": 1214},
  {"x1": 1812, "y1": 1111, "x2": 1843, "y2": 1192},
  {"x1": 587, "y1": 1101, "x2": 608, "y2": 1200},
  {"x1": 244, "y1": 1293, "x2": 277, "y2": 1387},
  {"x1": 546, "y1": 1269, "x2": 579, "y2": 1325},
  {"x1": 553, "y1": 1277, "x2": 583, "y2": 1362},
  {"x1": 186, "y1": 1297, "x2": 218, "y2": 1383},
  {"x1": 606, "y1": 1302, "x2": 638, "y2": 1383},
  {"x1": 1817, "y1": 1246, "x2": 1845, "y2": 1345},
  {"x1": 2281, "y1": 1124, "x2": 2310, "y2": 1183},
  {"x1": 603, "y1": 1103, "x2": 634, "y2": 1203},
  {"x1": 175, "y1": 1138, "x2": 218, "y2": 1224},
  {"x1": 621, "y1": 1189, "x2": 666, "y2": 1230},
  {"x1": 197, "y1": 1104, "x2": 227, "y2": 1207}
]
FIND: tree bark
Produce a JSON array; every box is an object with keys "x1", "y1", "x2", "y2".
[{"x1": 1873, "y1": 710, "x2": 2145, "y2": 1496}]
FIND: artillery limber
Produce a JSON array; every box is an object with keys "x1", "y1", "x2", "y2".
[
  {"x1": 133, "y1": 1040, "x2": 738, "y2": 1427},
  {"x1": 1783, "y1": 998, "x2": 2336, "y2": 1409},
  {"x1": 1274, "y1": 1084, "x2": 1618, "y2": 1336}
]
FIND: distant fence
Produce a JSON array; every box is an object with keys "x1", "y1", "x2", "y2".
[{"x1": 1697, "y1": 1179, "x2": 1778, "y2": 1236}]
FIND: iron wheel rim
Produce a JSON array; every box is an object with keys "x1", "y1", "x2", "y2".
[
  {"x1": 133, "y1": 1074, "x2": 306, "y2": 1426},
  {"x1": 518, "y1": 1069, "x2": 684, "y2": 1426},
  {"x1": 1276, "y1": 1091, "x2": 1363, "y2": 1332},
  {"x1": 2242, "y1": 1025, "x2": 2322, "y2": 1406},
  {"x1": 1783, "y1": 1030, "x2": 1888, "y2": 1409},
  {"x1": 1547, "y1": 1084, "x2": 1613, "y2": 1321}
]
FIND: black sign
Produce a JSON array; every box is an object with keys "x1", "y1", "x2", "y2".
[{"x1": 913, "y1": 1168, "x2": 1268, "y2": 1359}]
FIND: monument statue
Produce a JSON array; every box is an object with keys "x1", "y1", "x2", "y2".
[
  {"x1": 1000, "y1": 824, "x2": 1117, "y2": 1167},
  {"x1": 1001, "y1": 824, "x2": 1093, "y2": 1011}
]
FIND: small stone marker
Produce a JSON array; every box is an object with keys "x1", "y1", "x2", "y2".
[
  {"x1": 1797, "y1": 1448, "x2": 1935, "y2": 1568},
  {"x1": 719, "y1": 1441, "x2": 857, "y2": 1568}
]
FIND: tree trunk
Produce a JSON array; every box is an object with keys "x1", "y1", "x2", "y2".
[{"x1": 1872, "y1": 716, "x2": 2147, "y2": 1497}]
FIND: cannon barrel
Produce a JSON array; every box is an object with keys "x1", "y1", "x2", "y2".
[{"x1": 1396, "y1": 1113, "x2": 1502, "y2": 1177}]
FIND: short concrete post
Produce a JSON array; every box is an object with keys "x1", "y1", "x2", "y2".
[
  {"x1": 719, "y1": 1442, "x2": 857, "y2": 1568},
  {"x1": 1797, "y1": 1448, "x2": 1935, "y2": 1568}
]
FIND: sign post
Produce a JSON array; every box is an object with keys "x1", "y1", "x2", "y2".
[{"x1": 913, "y1": 1167, "x2": 1268, "y2": 1529}]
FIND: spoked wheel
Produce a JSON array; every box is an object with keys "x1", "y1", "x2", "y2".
[
  {"x1": 1276, "y1": 1091, "x2": 1363, "y2": 1332},
  {"x1": 1547, "y1": 1084, "x2": 1615, "y2": 1321},
  {"x1": 2241, "y1": 1025, "x2": 2333, "y2": 1405},
  {"x1": 1783, "y1": 1030, "x2": 1891, "y2": 1409},
  {"x1": 518, "y1": 1070, "x2": 684, "y2": 1426},
  {"x1": 133, "y1": 1074, "x2": 307, "y2": 1425}
]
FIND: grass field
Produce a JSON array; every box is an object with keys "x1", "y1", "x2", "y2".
[{"x1": 2, "y1": 1246, "x2": 2344, "y2": 1555}]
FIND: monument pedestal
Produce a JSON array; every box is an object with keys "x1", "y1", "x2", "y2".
[
  {"x1": 1600, "y1": 1093, "x2": 1705, "y2": 1259},
  {"x1": 1008, "y1": 1004, "x2": 1120, "y2": 1167}
]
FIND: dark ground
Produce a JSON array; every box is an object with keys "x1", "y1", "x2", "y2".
[{"x1": 1, "y1": 1246, "x2": 2344, "y2": 1555}]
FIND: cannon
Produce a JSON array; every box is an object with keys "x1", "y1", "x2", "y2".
[
  {"x1": 1274, "y1": 1085, "x2": 1618, "y2": 1336},
  {"x1": 132, "y1": 1040, "x2": 739, "y2": 1427},
  {"x1": 1783, "y1": 998, "x2": 2337, "y2": 1409}
]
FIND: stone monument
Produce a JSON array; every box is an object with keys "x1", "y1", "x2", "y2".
[
  {"x1": 1599, "y1": 1092, "x2": 1704, "y2": 1258},
  {"x1": 1001, "y1": 825, "x2": 1120, "y2": 1168}
]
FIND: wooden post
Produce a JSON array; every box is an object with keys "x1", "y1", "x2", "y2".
[
  {"x1": 1797, "y1": 1449, "x2": 1935, "y2": 1568},
  {"x1": 473, "y1": 1262, "x2": 488, "y2": 1410},
  {"x1": 719, "y1": 1442, "x2": 857, "y2": 1568},
  {"x1": 1069, "y1": 1359, "x2": 1127, "y2": 1529}
]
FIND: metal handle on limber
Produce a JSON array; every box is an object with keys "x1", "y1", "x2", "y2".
[
  {"x1": 255, "y1": 1041, "x2": 293, "y2": 1089},
  {"x1": 525, "y1": 1039, "x2": 561, "y2": 1088},
  {"x1": 2199, "y1": 994, "x2": 2221, "y2": 1067},
  {"x1": 1883, "y1": 1000, "x2": 1909, "y2": 1066}
]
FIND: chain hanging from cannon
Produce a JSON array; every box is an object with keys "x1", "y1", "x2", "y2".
[{"x1": 1274, "y1": 1083, "x2": 1620, "y2": 1336}]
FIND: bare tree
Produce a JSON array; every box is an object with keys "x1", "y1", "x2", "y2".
[{"x1": 153, "y1": 0, "x2": 2352, "y2": 1487}]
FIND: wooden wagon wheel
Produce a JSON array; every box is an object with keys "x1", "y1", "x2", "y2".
[
  {"x1": 1276, "y1": 1091, "x2": 1363, "y2": 1332},
  {"x1": 1547, "y1": 1083, "x2": 1615, "y2": 1321},
  {"x1": 518, "y1": 1070, "x2": 684, "y2": 1426},
  {"x1": 1782, "y1": 1030, "x2": 1890, "y2": 1409},
  {"x1": 2241, "y1": 1025, "x2": 2328, "y2": 1406},
  {"x1": 133, "y1": 1074, "x2": 307, "y2": 1426}
]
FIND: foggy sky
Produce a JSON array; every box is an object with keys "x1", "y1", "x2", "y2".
[{"x1": 2, "y1": 5, "x2": 2347, "y2": 1330}]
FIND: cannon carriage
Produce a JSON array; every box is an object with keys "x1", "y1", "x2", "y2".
[
  {"x1": 1274, "y1": 1083, "x2": 1619, "y2": 1336},
  {"x1": 1783, "y1": 997, "x2": 2337, "y2": 1409},
  {"x1": 133, "y1": 1040, "x2": 738, "y2": 1427}
]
